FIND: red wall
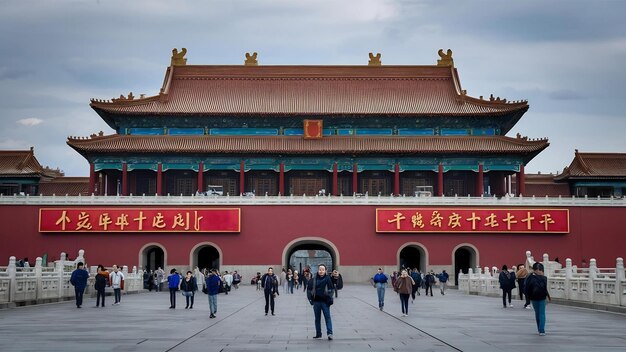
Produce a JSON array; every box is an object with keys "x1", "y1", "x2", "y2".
[{"x1": 1, "y1": 204, "x2": 624, "y2": 269}]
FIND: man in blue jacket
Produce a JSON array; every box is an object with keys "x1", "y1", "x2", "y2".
[
  {"x1": 372, "y1": 268, "x2": 388, "y2": 310},
  {"x1": 167, "y1": 269, "x2": 181, "y2": 309},
  {"x1": 438, "y1": 270, "x2": 449, "y2": 295},
  {"x1": 206, "y1": 269, "x2": 221, "y2": 318},
  {"x1": 307, "y1": 264, "x2": 335, "y2": 340},
  {"x1": 70, "y1": 262, "x2": 89, "y2": 308}
]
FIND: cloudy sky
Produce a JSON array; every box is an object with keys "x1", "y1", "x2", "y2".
[{"x1": 1, "y1": 0, "x2": 625, "y2": 176}]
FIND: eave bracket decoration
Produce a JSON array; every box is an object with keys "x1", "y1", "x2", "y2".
[
  {"x1": 437, "y1": 49, "x2": 454, "y2": 67},
  {"x1": 171, "y1": 48, "x2": 187, "y2": 66},
  {"x1": 368, "y1": 52, "x2": 382, "y2": 66},
  {"x1": 245, "y1": 52, "x2": 258, "y2": 66}
]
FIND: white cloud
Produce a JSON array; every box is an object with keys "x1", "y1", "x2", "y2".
[{"x1": 17, "y1": 118, "x2": 43, "y2": 126}]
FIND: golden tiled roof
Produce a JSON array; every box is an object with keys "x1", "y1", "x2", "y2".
[
  {"x1": 90, "y1": 65, "x2": 528, "y2": 116},
  {"x1": 556, "y1": 152, "x2": 626, "y2": 179},
  {"x1": 0, "y1": 149, "x2": 45, "y2": 177},
  {"x1": 67, "y1": 134, "x2": 548, "y2": 155}
]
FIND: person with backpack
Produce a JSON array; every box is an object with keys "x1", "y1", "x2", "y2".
[
  {"x1": 499, "y1": 265, "x2": 516, "y2": 308},
  {"x1": 525, "y1": 262, "x2": 551, "y2": 335},
  {"x1": 206, "y1": 269, "x2": 221, "y2": 318},
  {"x1": 437, "y1": 270, "x2": 449, "y2": 295},
  {"x1": 261, "y1": 267, "x2": 279, "y2": 316}
]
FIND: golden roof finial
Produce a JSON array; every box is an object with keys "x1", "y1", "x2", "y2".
[
  {"x1": 368, "y1": 52, "x2": 382, "y2": 66},
  {"x1": 171, "y1": 48, "x2": 187, "y2": 66},
  {"x1": 245, "y1": 52, "x2": 258, "y2": 66},
  {"x1": 437, "y1": 49, "x2": 454, "y2": 67}
]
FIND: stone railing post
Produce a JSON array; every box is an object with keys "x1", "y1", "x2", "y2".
[
  {"x1": 467, "y1": 268, "x2": 474, "y2": 294},
  {"x1": 35, "y1": 257, "x2": 42, "y2": 301},
  {"x1": 543, "y1": 253, "x2": 550, "y2": 276},
  {"x1": 75, "y1": 249, "x2": 85, "y2": 266},
  {"x1": 8, "y1": 256, "x2": 16, "y2": 303},
  {"x1": 565, "y1": 258, "x2": 573, "y2": 300},
  {"x1": 616, "y1": 258, "x2": 623, "y2": 306},
  {"x1": 525, "y1": 250, "x2": 534, "y2": 269},
  {"x1": 589, "y1": 258, "x2": 597, "y2": 303},
  {"x1": 56, "y1": 252, "x2": 66, "y2": 299}
]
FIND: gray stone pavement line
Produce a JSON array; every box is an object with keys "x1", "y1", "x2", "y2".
[
  {"x1": 349, "y1": 293, "x2": 464, "y2": 352},
  {"x1": 164, "y1": 294, "x2": 265, "y2": 352}
]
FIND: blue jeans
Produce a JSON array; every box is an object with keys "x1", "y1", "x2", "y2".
[
  {"x1": 531, "y1": 299, "x2": 546, "y2": 333},
  {"x1": 376, "y1": 285, "x2": 385, "y2": 307},
  {"x1": 208, "y1": 294, "x2": 217, "y2": 314},
  {"x1": 313, "y1": 301, "x2": 333, "y2": 336}
]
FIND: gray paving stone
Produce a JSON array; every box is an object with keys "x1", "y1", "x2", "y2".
[{"x1": 0, "y1": 285, "x2": 625, "y2": 351}]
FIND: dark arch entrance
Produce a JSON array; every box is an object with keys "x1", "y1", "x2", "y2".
[
  {"x1": 399, "y1": 246, "x2": 424, "y2": 271},
  {"x1": 142, "y1": 245, "x2": 164, "y2": 272},
  {"x1": 195, "y1": 245, "x2": 220, "y2": 271},
  {"x1": 454, "y1": 246, "x2": 477, "y2": 286},
  {"x1": 286, "y1": 243, "x2": 335, "y2": 273}
]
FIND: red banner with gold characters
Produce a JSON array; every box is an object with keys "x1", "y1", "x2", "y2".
[
  {"x1": 376, "y1": 208, "x2": 569, "y2": 233},
  {"x1": 39, "y1": 208, "x2": 240, "y2": 233}
]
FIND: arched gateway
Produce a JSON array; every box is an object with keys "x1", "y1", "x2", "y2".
[
  {"x1": 282, "y1": 237, "x2": 339, "y2": 272},
  {"x1": 190, "y1": 242, "x2": 222, "y2": 271},
  {"x1": 139, "y1": 243, "x2": 166, "y2": 272},
  {"x1": 397, "y1": 242, "x2": 428, "y2": 272},
  {"x1": 453, "y1": 243, "x2": 479, "y2": 286}
]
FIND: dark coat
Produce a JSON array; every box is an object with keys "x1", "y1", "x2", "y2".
[
  {"x1": 205, "y1": 274, "x2": 221, "y2": 295},
  {"x1": 307, "y1": 274, "x2": 334, "y2": 303},
  {"x1": 181, "y1": 277, "x2": 198, "y2": 292},
  {"x1": 94, "y1": 273, "x2": 107, "y2": 290},
  {"x1": 70, "y1": 268, "x2": 89, "y2": 290},
  {"x1": 499, "y1": 271, "x2": 516, "y2": 290},
  {"x1": 260, "y1": 273, "x2": 279, "y2": 293}
]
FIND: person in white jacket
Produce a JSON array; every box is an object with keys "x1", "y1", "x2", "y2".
[
  {"x1": 223, "y1": 271, "x2": 233, "y2": 295},
  {"x1": 110, "y1": 265, "x2": 125, "y2": 305}
]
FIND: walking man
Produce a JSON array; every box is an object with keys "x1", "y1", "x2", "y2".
[
  {"x1": 410, "y1": 269, "x2": 422, "y2": 302},
  {"x1": 206, "y1": 269, "x2": 221, "y2": 318},
  {"x1": 307, "y1": 264, "x2": 335, "y2": 340},
  {"x1": 438, "y1": 270, "x2": 449, "y2": 295},
  {"x1": 372, "y1": 268, "x2": 388, "y2": 310},
  {"x1": 223, "y1": 270, "x2": 233, "y2": 295},
  {"x1": 110, "y1": 264, "x2": 125, "y2": 305},
  {"x1": 516, "y1": 264, "x2": 530, "y2": 308},
  {"x1": 69, "y1": 262, "x2": 89, "y2": 308},
  {"x1": 525, "y1": 262, "x2": 551, "y2": 335},
  {"x1": 261, "y1": 267, "x2": 279, "y2": 316}
]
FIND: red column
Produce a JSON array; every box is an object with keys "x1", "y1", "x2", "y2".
[
  {"x1": 156, "y1": 163, "x2": 162, "y2": 196},
  {"x1": 197, "y1": 162, "x2": 204, "y2": 194},
  {"x1": 88, "y1": 163, "x2": 95, "y2": 195},
  {"x1": 239, "y1": 161, "x2": 245, "y2": 195},
  {"x1": 121, "y1": 162, "x2": 128, "y2": 196},
  {"x1": 332, "y1": 163, "x2": 338, "y2": 196},
  {"x1": 477, "y1": 164, "x2": 484, "y2": 197},
  {"x1": 517, "y1": 164, "x2": 525, "y2": 196},
  {"x1": 437, "y1": 163, "x2": 444, "y2": 196},
  {"x1": 394, "y1": 163, "x2": 400, "y2": 196},
  {"x1": 352, "y1": 163, "x2": 358, "y2": 195},
  {"x1": 279, "y1": 162, "x2": 285, "y2": 195}
]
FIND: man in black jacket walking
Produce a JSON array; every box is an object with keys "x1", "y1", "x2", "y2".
[
  {"x1": 261, "y1": 267, "x2": 279, "y2": 316},
  {"x1": 307, "y1": 264, "x2": 335, "y2": 340}
]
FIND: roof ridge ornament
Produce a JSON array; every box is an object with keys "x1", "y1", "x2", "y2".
[
  {"x1": 171, "y1": 48, "x2": 187, "y2": 66},
  {"x1": 245, "y1": 52, "x2": 258, "y2": 66},
  {"x1": 437, "y1": 49, "x2": 454, "y2": 67},
  {"x1": 368, "y1": 53, "x2": 382, "y2": 66}
]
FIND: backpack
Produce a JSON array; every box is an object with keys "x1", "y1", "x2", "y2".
[{"x1": 529, "y1": 275, "x2": 548, "y2": 300}]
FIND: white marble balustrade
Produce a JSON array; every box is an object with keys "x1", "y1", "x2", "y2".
[
  {"x1": 0, "y1": 250, "x2": 145, "y2": 306},
  {"x1": 458, "y1": 251, "x2": 625, "y2": 307}
]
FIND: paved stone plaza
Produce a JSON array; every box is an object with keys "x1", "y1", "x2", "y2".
[{"x1": 0, "y1": 284, "x2": 624, "y2": 351}]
